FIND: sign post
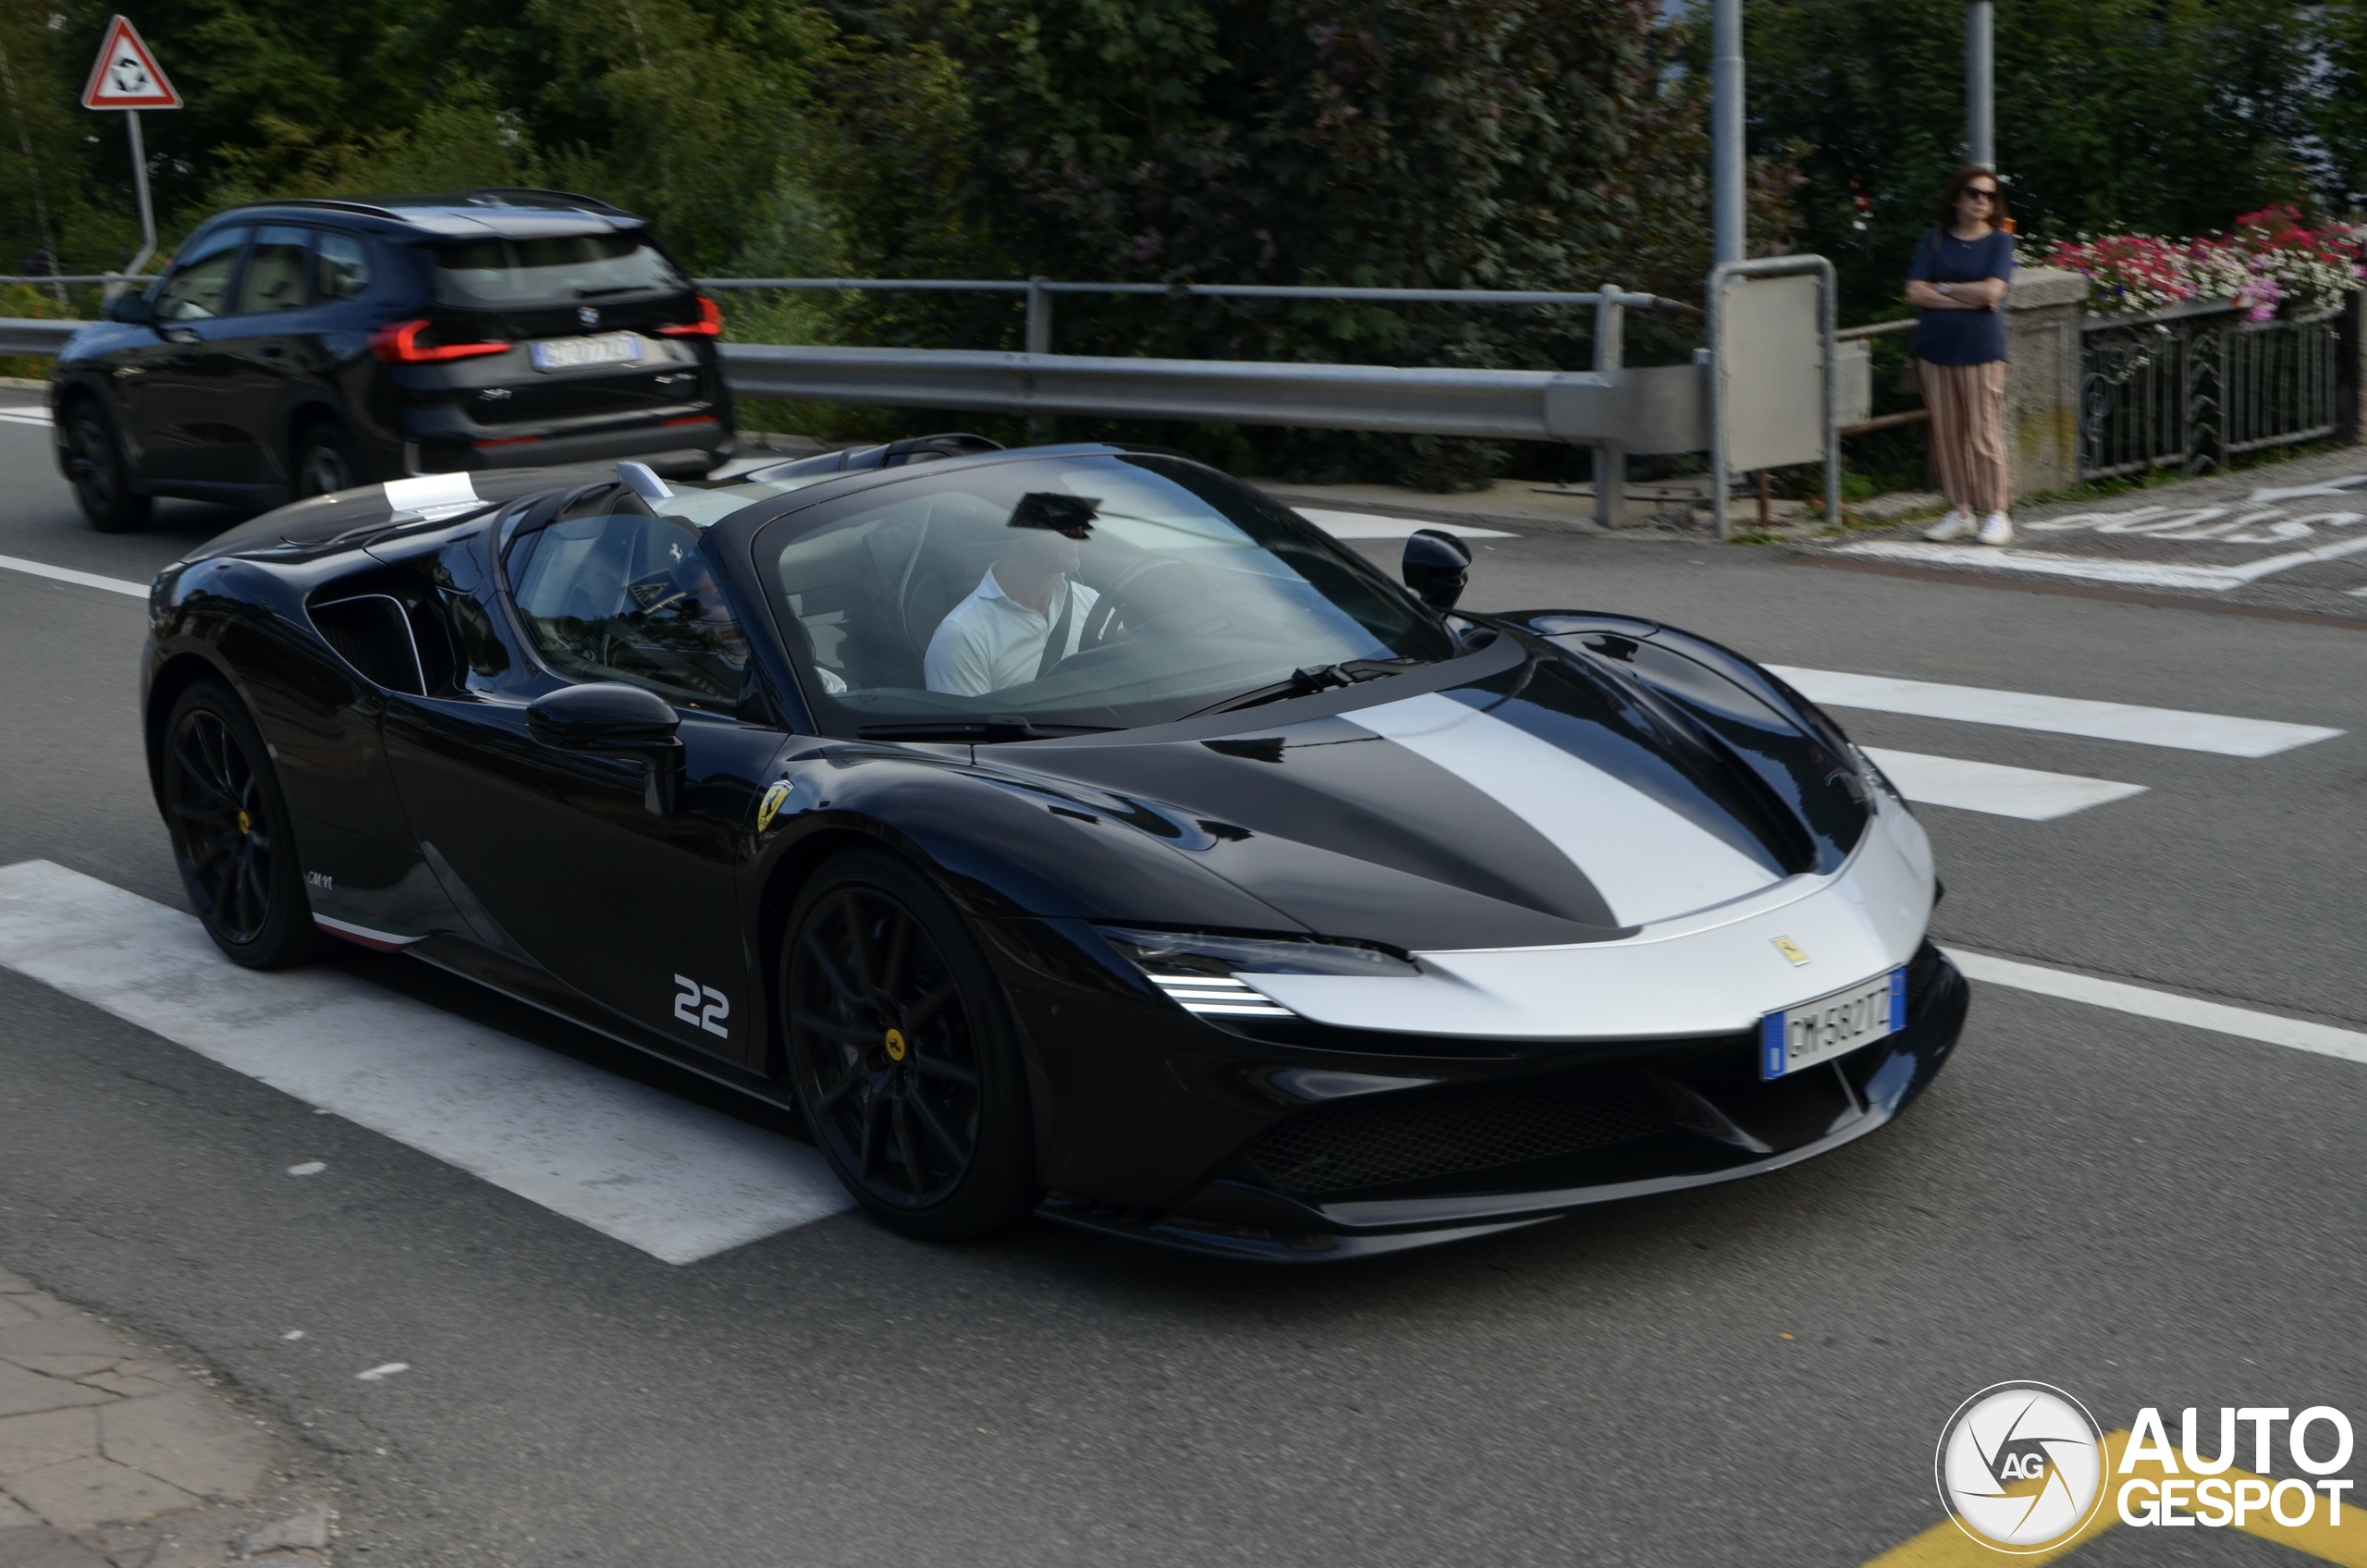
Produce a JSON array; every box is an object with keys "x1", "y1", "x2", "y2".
[{"x1": 80, "y1": 15, "x2": 181, "y2": 286}]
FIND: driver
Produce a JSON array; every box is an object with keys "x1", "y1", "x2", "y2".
[{"x1": 923, "y1": 493, "x2": 1101, "y2": 695}]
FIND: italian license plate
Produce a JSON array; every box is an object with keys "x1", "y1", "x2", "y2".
[
  {"x1": 1760, "y1": 969, "x2": 1906, "y2": 1079},
  {"x1": 530, "y1": 332, "x2": 643, "y2": 371}
]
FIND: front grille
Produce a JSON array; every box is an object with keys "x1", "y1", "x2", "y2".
[{"x1": 1242, "y1": 1071, "x2": 1672, "y2": 1198}]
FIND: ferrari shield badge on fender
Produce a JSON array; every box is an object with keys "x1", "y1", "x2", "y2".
[
  {"x1": 756, "y1": 781, "x2": 791, "y2": 833},
  {"x1": 1772, "y1": 936, "x2": 1810, "y2": 966}
]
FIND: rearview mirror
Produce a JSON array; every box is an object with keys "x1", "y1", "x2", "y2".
[
  {"x1": 1402, "y1": 529, "x2": 1472, "y2": 612},
  {"x1": 104, "y1": 289, "x2": 152, "y2": 325}
]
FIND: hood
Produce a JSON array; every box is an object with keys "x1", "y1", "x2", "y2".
[{"x1": 995, "y1": 633, "x2": 1871, "y2": 952}]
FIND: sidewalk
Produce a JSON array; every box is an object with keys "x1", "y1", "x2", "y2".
[
  {"x1": 1800, "y1": 446, "x2": 2367, "y2": 623},
  {"x1": 0, "y1": 1265, "x2": 336, "y2": 1566}
]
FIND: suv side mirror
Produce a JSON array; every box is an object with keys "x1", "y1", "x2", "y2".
[
  {"x1": 1402, "y1": 529, "x2": 1473, "y2": 612},
  {"x1": 104, "y1": 289, "x2": 153, "y2": 325}
]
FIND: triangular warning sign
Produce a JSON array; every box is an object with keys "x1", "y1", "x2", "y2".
[{"x1": 81, "y1": 16, "x2": 181, "y2": 110}]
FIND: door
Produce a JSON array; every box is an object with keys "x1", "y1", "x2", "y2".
[
  {"x1": 138, "y1": 226, "x2": 251, "y2": 491},
  {"x1": 383, "y1": 500, "x2": 784, "y2": 1064},
  {"x1": 208, "y1": 225, "x2": 319, "y2": 496}
]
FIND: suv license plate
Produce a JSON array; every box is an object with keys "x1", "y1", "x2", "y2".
[
  {"x1": 1760, "y1": 969, "x2": 1906, "y2": 1079},
  {"x1": 530, "y1": 332, "x2": 643, "y2": 371}
]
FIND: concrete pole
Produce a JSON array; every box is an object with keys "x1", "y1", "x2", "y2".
[
  {"x1": 1711, "y1": 0, "x2": 1745, "y2": 265},
  {"x1": 1966, "y1": 1, "x2": 1994, "y2": 169}
]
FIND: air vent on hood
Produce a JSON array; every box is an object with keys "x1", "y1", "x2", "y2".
[{"x1": 310, "y1": 594, "x2": 426, "y2": 694}]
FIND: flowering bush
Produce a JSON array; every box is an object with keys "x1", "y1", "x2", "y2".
[{"x1": 2043, "y1": 209, "x2": 2365, "y2": 321}]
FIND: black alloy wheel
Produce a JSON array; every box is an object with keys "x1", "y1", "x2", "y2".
[
  {"x1": 782, "y1": 850, "x2": 1035, "y2": 1239},
  {"x1": 64, "y1": 404, "x2": 151, "y2": 533},
  {"x1": 294, "y1": 421, "x2": 359, "y2": 497},
  {"x1": 160, "y1": 682, "x2": 322, "y2": 969}
]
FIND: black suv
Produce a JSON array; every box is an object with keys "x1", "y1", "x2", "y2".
[{"x1": 51, "y1": 188, "x2": 735, "y2": 532}]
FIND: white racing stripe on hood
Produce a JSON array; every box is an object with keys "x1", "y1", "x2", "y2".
[
  {"x1": 1351, "y1": 692, "x2": 1781, "y2": 925},
  {"x1": 383, "y1": 472, "x2": 484, "y2": 521}
]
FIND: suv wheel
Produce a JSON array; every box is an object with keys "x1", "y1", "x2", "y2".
[
  {"x1": 64, "y1": 403, "x2": 152, "y2": 533},
  {"x1": 294, "y1": 421, "x2": 360, "y2": 497}
]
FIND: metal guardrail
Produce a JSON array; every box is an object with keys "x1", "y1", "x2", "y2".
[
  {"x1": 0, "y1": 314, "x2": 1710, "y2": 456},
  {"x1": 0, "y1": 319, "x2": 80, "y2": 357},
  {"x1": 720, "y1": 342, "x2": 1706, "y2": 452},
  {"x1": 2078, "y1": 300, "x2": 2343, "y2": 480}
]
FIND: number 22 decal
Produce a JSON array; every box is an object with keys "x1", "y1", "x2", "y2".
[{"x1": 671, "y1": 974, "x2": 730, "y2": 1039}]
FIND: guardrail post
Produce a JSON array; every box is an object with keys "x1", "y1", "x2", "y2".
[
  {"x1": 1025, "y1": 277, "x2": 1053, "y2": 355},
  {"x1": 1593, "y1": 286, "x2": 1626, "y2": 528}
]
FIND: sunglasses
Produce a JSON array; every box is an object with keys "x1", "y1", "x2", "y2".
[{"x1": 1966, "y1": 188, "x2": 1999, "y2": 201}]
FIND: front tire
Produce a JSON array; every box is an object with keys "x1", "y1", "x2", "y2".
[
  {"x1": 781, "y1": 849, "x2": 1036, "y2": 1240},
  {"x1": 64, "y1": 403, "x2": 151, "y2": 533},
  {"x1": 159, "y1": 680, "x2": 322, "y2": 969}
]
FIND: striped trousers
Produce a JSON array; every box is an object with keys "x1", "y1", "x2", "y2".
[{"x1": 1918, "y1": 358, "x2": 2012, "y2": 514}]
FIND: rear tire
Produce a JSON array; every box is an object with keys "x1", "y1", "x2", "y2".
[
  {"x1": 64, "y1": 403, "x2": 150, "y2": 533},
  {"x1": 159, "y1": 680, "x2": 323, "y2": 969},
  {"x1": 781, "y1": 848, "x2": 1036, "y2": 1240},
  {"x1": 293, "y1": 419, "x2": 360, "y2": 497}
]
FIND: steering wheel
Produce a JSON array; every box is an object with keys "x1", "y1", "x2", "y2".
[{"x1": 1073, "y1": 556, "x2": 1194, "y2": 653}]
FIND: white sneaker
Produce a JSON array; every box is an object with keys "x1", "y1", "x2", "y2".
[
  {"x1": 1977, "y1": 512, "x2": 2014, "y2": 545},
  {"x1": 1925, "y1": 509, "x2": 1974, "y2": 542}
]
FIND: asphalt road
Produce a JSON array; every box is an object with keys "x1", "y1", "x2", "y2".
[{"x1": 1, "y1": 411, "x2": 2362, "y2": 1567}]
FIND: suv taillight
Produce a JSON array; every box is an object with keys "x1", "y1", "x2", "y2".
[
  {"x1": 369, "y1": 319, "x2": 512, "y2": 363},
  {"x1": 658, "y1": 297, "x2": 723, "y2": 337}
]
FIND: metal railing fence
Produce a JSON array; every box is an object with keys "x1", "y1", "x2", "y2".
[{"x1": 2078, "y1": 300, "x2": 2342, "y2": 480}]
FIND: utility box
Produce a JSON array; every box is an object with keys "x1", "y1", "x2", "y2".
[{"x1": 1718, "y1": 271, "x2": 1827, "y2": 472}]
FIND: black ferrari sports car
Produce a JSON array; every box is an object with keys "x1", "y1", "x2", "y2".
[{"x1": 140, "y1": 438, "x2": 1967, "y2": 1258}]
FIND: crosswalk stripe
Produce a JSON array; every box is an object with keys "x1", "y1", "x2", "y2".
[
  {"x1": 1770, "y1": 666, "x2": 2341, "y2": 756},
  {"x1": 0, "y1": 553, "x2": 147, "y2": 598},
  {"x1": 0, "y1": 860, "x2": 854, "y2": 1263},
  {"x1": 0, "y1": 408, "x2": 50, "y2": 426},
  {"x1": 1945, "y1": 947, "x2": 2367, "y2": 1066},
  {"x1": 1862, "y1": 747, "x2": 2146, "y2": 820}
]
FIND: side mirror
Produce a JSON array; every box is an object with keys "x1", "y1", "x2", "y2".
[
  {"x1": 104, "y1": 289, "x2": 153, "y2": 325},
  {"x1": 528, "y1": 682, "x2": 683, "y2": 812},
  {"x1": 1402, "y1": 529, "x2": 1473, "y2": 612}
]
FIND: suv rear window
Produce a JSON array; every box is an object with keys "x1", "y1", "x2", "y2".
[{"x1": 431, "y1": 233, "x2": 686, "y2": 306}]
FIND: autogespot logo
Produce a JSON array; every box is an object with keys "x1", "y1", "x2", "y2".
[{"x1": 1936, "y1": 1382, "x2": 2108, "y2": 1551}]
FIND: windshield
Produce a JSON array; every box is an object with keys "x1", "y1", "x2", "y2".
[
  {"x1": 432, "y1": 232, "x2": 686, "y2": 306},
  {"x1": 752, "y1": 454, "x2": 1456, "y2": 734}
]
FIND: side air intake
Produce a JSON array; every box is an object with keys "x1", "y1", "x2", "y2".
[{"x1": 310, "y1": 594, "x2": 426, "y2": 695}]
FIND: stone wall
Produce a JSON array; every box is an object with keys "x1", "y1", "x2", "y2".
[{"x1": 2003, "y1": 265, "x2": 2086, "y2": 500}]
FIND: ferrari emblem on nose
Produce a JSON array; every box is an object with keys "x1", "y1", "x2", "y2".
[{"x1": 1772, "y1": 936, "x2": 1809, "y2": 966}]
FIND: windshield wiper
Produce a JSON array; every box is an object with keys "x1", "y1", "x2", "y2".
[
  {"x1": 573, "y1": 284, "x2": 651, "y2": 298},
  {"x1": 858, "y1": 718, "x2": 1120, "y2": 743},
  {"x1": 1183, "y1": 658, "x2": 1422, "y2": 720}
]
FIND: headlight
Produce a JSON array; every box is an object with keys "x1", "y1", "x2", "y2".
[{"x1": 1096, "y1": 927, "x2": 1417, "y2": 1018}]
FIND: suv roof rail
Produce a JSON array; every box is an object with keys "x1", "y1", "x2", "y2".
[{"x1": 242, "y1": 190, "x2": 636, "y2": 223}]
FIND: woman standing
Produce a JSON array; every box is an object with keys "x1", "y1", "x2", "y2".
[{"x1": 1908, "y1": 167, "x2": 2017, "y2": 545}]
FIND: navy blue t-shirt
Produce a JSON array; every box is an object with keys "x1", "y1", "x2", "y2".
[{"x1": 1907, "y1": 228, "x2": 2016, "y2": 365}]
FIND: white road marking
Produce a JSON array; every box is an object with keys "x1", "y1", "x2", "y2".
[
  {"x1": 1769, "y1": 666, "x2": 2341, "y2": 756},
  {"x1": 1834, "y1": 534, "x2": 2367, "y2": 589},
  {"x1": 355, "y1": 1364, "x2": 409, "y2": 1381},
  {"x1": 281, "y1": 1331, "x2": 304, "y2": 1341},
  {"x1": 0, "y1": 409, "x2": 51, "y2": 426},
  {"x1": 0, "y1": 553, "x2": 146, "y2": 598},
  {"x1": 0, "y1": 860, "x2": 854, "y2": 1264},
  {"x1": 1294, "y1": 508, "x2": 1515, "y2": 540},
  {"x1": 1355, "y1": 692, "x2": 1780, "y2": 923},
  {"x1": 1946, "y1": 948, "x2": 2367, "y2": 1066},
  {"x1": 1861, "y1": 747, "x2": 2146, "y2": 819},
  {"x1": 287, "y1": 1161, "x2": 325, "y2": 1176}
]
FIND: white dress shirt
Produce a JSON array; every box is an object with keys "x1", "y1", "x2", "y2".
[{"x1": 923, "y1": 567, "x2": 1101, "y2": 695}]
